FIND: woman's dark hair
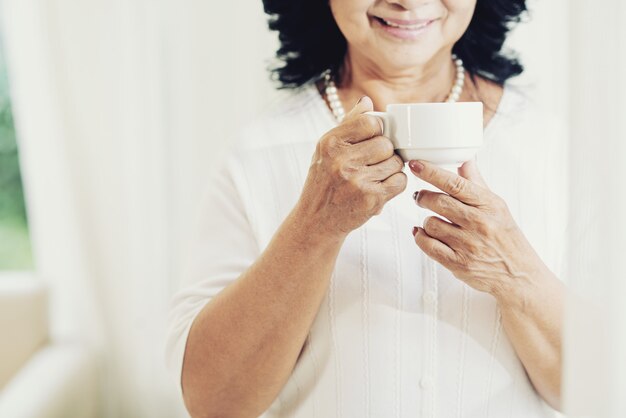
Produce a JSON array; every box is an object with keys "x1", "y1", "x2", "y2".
[{"x1": 262, "y1": 0, "x2": 528, "y2": 89}]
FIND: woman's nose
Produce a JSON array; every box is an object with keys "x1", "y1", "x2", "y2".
[{"x1": 383, "y1": 0, "x2": 434, "y2": 11}]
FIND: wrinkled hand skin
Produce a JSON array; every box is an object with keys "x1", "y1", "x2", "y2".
[
  {"x1": 408, "y1": 158, "x2": 549, "y2": 304},
  {"x1": 295, "y1": 96, "x2": 407, "y2": 240}
]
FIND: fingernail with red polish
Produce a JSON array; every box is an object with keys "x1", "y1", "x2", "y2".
[
  {"x1": 409, "y1": 160, "x2": 424, "y2": 173},
  {"x1": 412, "y1": 190, "x2": 419, "y2": 201},
  {"x1": 412, "y1": 226, "x2": 418, "y2": 236}
]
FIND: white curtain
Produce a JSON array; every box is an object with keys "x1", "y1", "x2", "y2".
[
  {"x1": 1, "y1": 0, "x2": 276, "y2": 416},
  {"x1": 2, "y1": 0, "x2": 625, "y2": 416},
  {"x1": 563, "y1": 1, "x2": 626, "y2": 417}
]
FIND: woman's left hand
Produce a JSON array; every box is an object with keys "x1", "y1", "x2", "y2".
[{"x1": 408, "y1": 159, "x2": 549, "y2": 303}]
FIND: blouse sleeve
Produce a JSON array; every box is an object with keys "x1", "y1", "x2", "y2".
[{"x1": 165, "y1": 154, "x2": 259, "y2": 395}]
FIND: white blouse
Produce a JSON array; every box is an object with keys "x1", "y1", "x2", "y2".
[{"x1": 166, "y1": 82, "x2": 569, "y2": 418}]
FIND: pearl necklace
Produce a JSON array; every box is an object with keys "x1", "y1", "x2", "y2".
[{"x1": 323, "y1": 54, "x2": 465, "y2": 123}]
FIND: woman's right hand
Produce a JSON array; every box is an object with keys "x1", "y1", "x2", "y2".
[{"x1": 294, "y1": 96, "x2": 407, "y2": 241}]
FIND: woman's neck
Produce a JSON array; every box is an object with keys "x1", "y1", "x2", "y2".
[
  {"x1": 322, "y1": 48, "x2": 505, "y2": 128},
  {"x1": 336, "y1": 49, "x2": 459, "y2": 111}
]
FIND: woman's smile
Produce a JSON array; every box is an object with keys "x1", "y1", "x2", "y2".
[{"x1": 370, "y1": 15, "x2": 439, "y2": 41}]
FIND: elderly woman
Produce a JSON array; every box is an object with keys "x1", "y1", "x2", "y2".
[{"x1": 166, "y1": 0, "x2": 568, "y2": 417}]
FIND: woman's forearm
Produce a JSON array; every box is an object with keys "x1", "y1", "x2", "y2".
[
  {"x1": 180, "y1": 99, "x2": 405, "y2": 418},
  {"x1": 406, "y1": 160, "x2": 565, "y2": 409},
  {"x1": 181, "y1": 205, "x2": 345, "y2": 418},
  {"x1": 495, "y1": 267, "x2": 565, "y2": 411}
]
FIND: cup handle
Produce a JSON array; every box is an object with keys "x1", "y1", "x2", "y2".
[{"x1": 364, "y1": 111, "x2": 390, "y2": 137}]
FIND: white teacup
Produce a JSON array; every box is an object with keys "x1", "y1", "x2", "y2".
[{"x1": 366, "y1": 102, "x2": 483, "y2": 170}]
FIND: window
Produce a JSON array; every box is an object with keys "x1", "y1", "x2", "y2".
[{"x1": 0, "y1": 36, "x2": 33, "y2": 270}]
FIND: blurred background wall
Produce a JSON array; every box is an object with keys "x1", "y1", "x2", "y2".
[{"x1": 0, "y1": 0, "x2": 623, "y2": 417}]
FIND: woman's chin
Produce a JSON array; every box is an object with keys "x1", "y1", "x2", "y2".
[
  {"x1": 369, "y1": 50, "x2": 442, "y2": 73},
  {"x1": 365, "y1": 22, "x2": 444, "y2": 69}
]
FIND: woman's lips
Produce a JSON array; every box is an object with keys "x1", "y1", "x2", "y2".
[{"x1": 372, "y1": 16, "x2": 437, "y2": 40}]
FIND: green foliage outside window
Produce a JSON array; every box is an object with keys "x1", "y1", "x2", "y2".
[{"x1": 0, "y1": 39, "x2": 33, "y2": 270}]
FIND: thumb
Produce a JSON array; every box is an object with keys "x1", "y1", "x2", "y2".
[
  {"x1": 459, "y1": 158, "x2": 489, "y2": 189},
  {"x1": 343, "y1": 95, "x2": 374, "y2": 123}
]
